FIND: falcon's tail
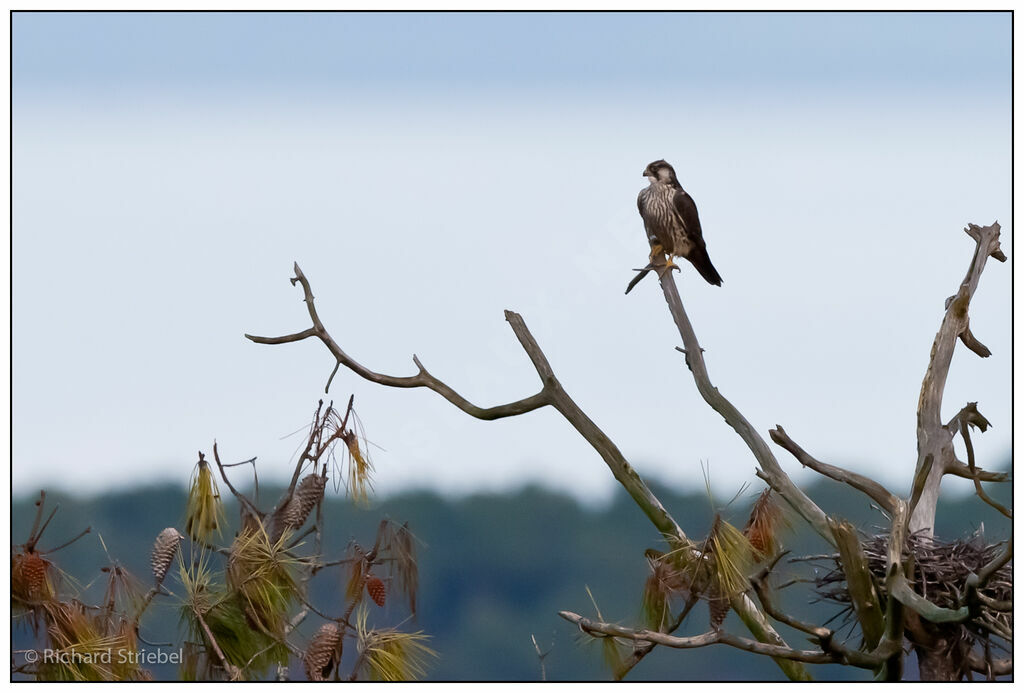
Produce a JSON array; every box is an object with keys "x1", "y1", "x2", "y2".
[{"x1": 692, "y1": 251, "x2": 723, "y2": 286}]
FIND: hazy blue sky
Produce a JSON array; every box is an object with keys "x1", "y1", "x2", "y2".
[{"x1": 13, "y1": 12, "x2": 1011, "y2": 507}]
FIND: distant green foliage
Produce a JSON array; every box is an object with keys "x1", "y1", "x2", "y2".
[{"x1": 12, "y1": 471, "x2": 1009, "y2": 681}]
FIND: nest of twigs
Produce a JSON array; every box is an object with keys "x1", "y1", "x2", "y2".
[{"x1": 800, "y1": 530, "x2": 1011, "y2": 670}]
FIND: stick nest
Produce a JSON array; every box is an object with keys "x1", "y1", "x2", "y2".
[{"x1": 804, "y1": 530, "x2": 1011, "y2": 665}]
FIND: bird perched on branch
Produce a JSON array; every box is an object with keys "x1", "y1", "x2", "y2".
[{"x1": 627, "y1": 159, "x2": 723, "y2": 294}]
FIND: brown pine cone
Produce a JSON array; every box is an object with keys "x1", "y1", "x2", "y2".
[
  {"x1": 366, "y1": 574, "x2": 387, "y2": 607},
  {"x1": 276, "y1": 474, "x2": 327, "y2": 537},
  {"x1": 708, "y1": 595, "x2": 730, "y2": 630},
  {"x1": 21, "y1": 552, "x2": 49, "y2": 600},
  {"x1": 304, "y1": 622, "x2": 342, "y2": 681},
  {"x1": 151, "y1": 528, "x2": 184, "y2": 586}
]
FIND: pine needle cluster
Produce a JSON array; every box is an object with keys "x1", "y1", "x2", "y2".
[
  {"x1": 353, "y1": 605, "x2": 437, "y2": 681},
  {"x1": 186, "y1": 456, "x2": 225, "y2": 542},
  {"x1": 16, "y1": 399, "x2": 430, "y2": 682}
]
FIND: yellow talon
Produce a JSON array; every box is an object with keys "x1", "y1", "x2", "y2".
[
  {"x1": 656, "y1": 258, "x2": 680, "y2": 279},
  {"x1": 648, "y1": 244, "x2": 678, "y2": 278}
]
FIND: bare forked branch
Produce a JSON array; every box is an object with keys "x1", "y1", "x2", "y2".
[
  {"x1": 530, "y1": 633, "x2": 551, "y2": 682},
  {"x1": 615, "y1": 596, "x2": 698, "y2": 680},
  {"x1": 557, "y1": 610, "x2": 898, "y2": 669},
  {"x1": 958, "y1": 419, "x2": 1011, "y2": 520},
  {"x1": 944, "y1": 403, "x2": 1005, "y2": 483},
  {"x1": 769, "y1": 426, "x2": 898, "y2": 514},
  {"x1": 945, "y1": 401, "x2": 992, "y2": 437},
  {"x1": 888, "y1": 573, "x2": 968, "y2": 623},
  {"x1": 657, "y1": 273, "x2": 833, "y2": 546},
  {"x1": 246, "y1": 263, "x2": 686, "y2": 544},
  {"x1": 243, "y1": 214, "x2": 1008, "y2": 682},
  {"x1": 960, "y1": 541, "x2": 1012, "y2": 639},
  {"x1": 246, "y1": 264, "x2": 819, "y2": 680},
  {"x1": 943, "y1": 464, "x2": 1007, "y2": 483},
  {"x1": 246, "y1": 263, "x2": 550, "y2": 421},
  {"x1": 749, "y1": 555, "x2": 900, "y2": 669},
  {"x1": 910, "y1": 222, "x2": 1006, "y2": 534},
  {"x1": 211, "y1": 445, "x2": 263, "y2": 524}
]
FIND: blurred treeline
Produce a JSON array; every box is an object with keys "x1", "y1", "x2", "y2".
[{"x1": 11, "y1": 468, "x2": 1010, "y2": 681}]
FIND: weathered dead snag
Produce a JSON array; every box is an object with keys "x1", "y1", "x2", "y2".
[
  {"x1": 244, "y1": 222, "x2": 1008, "y2": 681},
  {"x1": 560, "y1": 221, "x2": 1008, "y2": 681}
]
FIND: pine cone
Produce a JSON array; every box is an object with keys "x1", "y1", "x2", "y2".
[
  {"x1": 746, "y1": 527, "x2": 769, "y2": 558},
  {"x1": 304, "y1": 622, "x2": 342, "y2": 681},
  {"x1": 708, "y1": 595, "x2": 730, "y2": 630},
  {"x1": 21, "y1": 552, "x2": 48, "y2": 600},
  {"x1": 278, "y1": 474, "x2": 327, "y2": 535},
  {"x1": 743, "y1": 489, "x2": 777, "y2": 559},
  {"x1": 366, "y1": 574, "x2": 386, "y2": 607},
  {"x1": 151, "y1": 528, "x2": 184, "y2": 586}
]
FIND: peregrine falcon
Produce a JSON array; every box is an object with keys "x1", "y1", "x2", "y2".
[{"x1": 628, "y1": 159, "x2": 722, "y2": 293}]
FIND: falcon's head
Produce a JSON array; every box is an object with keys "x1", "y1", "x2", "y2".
[{"x1": 643, "y1": 160, "x2": 678, "y2": 185}]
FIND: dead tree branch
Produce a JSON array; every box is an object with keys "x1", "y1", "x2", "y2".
[
  {"x1": 879, "y1": 502, "x2": 909, "y2": 680},
  {"x1": 751, "y1": 558, "x2": 829, "y2": 639},
  {"x1": 26, "y1": 491, "x2": 46, "y2": 549},
  {"x1": 910, "y1": 222, "x2": 1006, "y2": 534},
  {"x1": 958, "y1": 419, "x2": 1011, "y2": 519},
  {"x1": 944, "y1": 463, "x2": 1008, "y2": 483},
  {"x1": 246, "y1": 263, "x2": 686, "y2": 544},
  {"x1": 248, "y1": 264, "x2": 815, "y2": 680},
  {"x1": 657, "y1": 273, "x2": 833, "y2": 545},
  {"x1": 246, "y1": 215, "x2": 1008, "y2": 681},
  {"x1": 967, "y1": 651, "x2": 1013, "y2": 678},
  {"x1": 615, "y1": 596, "x2": 698, "y2": 680},
  {"x1": 945, "y1": 401, "x2": 992, "y2": 437},
  {"x1": 769, "y1": 426, "x2": 898, "y2": 514},
  {"x1": 38, "y1": 527, "x2": 91, "y2": 555},
  {"x1": 728, "y1": 593, "x2": 813, "y2": 680},
  {"x1": 530, "y1": 634, "x2": 551, "y2": 682},
  {"x1": 246, "y1": 264, "x2": 549, "y2": 421},
  {"x1": 195, "y1": 609, "x2": 242, "y2": 680},
  {"x1": 558, "y1": 610, "x2": 898, "y2": 668},
  {"x1": 829, "y1": 520, "x2": 885, "y2": 649},
  {"x1": 210, "y1": 446, "x2": 263, "y2": 524},
  {"x1": 960, "y1": 541, "x2": 1013, "y2": 622},
  {"x1": 750, "y1": 560, "x2": 897, "y2": 669}
]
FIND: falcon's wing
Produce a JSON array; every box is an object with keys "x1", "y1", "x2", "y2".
[
  {"x1": 674, "y1": 189, "x2": 724, "y2": 285},
  {"x1": 673, "y1": 190, "x2": 706, "y2": 248}
]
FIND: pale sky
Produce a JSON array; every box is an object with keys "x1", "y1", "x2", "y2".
[{"x1": 12, "y1": 11, "x2": 1011, "y2": 504}]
